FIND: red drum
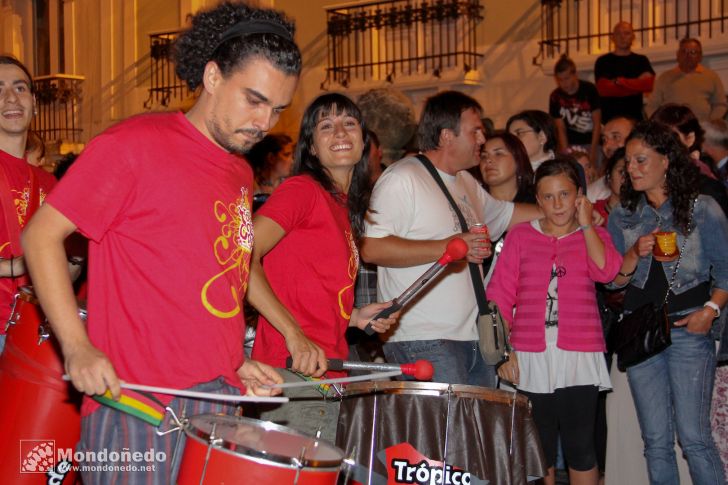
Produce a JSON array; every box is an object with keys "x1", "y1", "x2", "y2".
[
  {"x1": 178, "y1": 414, "x2": 345, "y2": 485},
  {"x1": 0, "y1": 286, "x2": 84, "y2": 484},
  {"x1": 337, "y1": 381, "x2": 547, "y2": 485}
]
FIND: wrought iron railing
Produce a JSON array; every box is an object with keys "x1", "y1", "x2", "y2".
[
  {"x1": 535, "y1": 0, "x2": 728, "y2": 65},
  {"x1": 324, "y1": 0, "x2": 484, "y2": 88},
  {"x1": 145, "y1": 30, "x2": 191, "y2": 108},
  {"x1": 31, "y1": 74, "x2": 84, "y2": 143}
]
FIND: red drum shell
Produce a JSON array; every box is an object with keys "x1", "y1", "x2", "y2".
[
  {"x1": 0, "y1": 286, "x2": 83, "y2": 484},
  {"x1": 178, "y1": 414, "x2": 344, "y2": 485}
]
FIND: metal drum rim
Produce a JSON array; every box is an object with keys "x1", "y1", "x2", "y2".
[
  {"x1": 183, "y1": 414, "x2": 345, "y2": 469},
  {"x1": 342, "y1": 381, "x2": 530, "y2": 406}
]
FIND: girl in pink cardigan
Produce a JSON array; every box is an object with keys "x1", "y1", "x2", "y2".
[{"x1": 487, "y1": 156, "x2": 622, "y2": 485}]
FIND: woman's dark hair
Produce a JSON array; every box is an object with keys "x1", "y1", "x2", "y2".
[
  {"x1": 622, "y1": 121, "x2": 699, "y2": 234},
  {"x1": 505, "y1": 110, "x2": 557, "y2": 152},
  {"x1": 650, "y1": 103, "x2": 704, "y2": 153},
  {"x1": 174, "y1": 2, "x2": 301, "y2": 91},
  {"x1": 294, "y1": 93, "x2": 371, "y2": 239},
  {"x1": 0, "y1": 55, "x2": 34, "y2": 93},
  {"x1": 534, "y1": 155, "x2": 582, "y2": 191},
  {"x1": 417, "y1": 91, "x2": 482, "y2": 152},
  {"x1": 482, "y1": 131, "x2": 534, "y2": 200},
  {"x1": 604, "y1": 147, "x2": 626, "y2": 186},
  {"x1": 247, "y1": 133, "x2": 293, "y2": 183}
]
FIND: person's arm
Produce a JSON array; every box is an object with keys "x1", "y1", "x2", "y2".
[
  {"x1": 0, "y1": 256, "x2": 25, "y2": 278},
  {"x1": 674, "y1": 289, "x2": 728, "y2": 335},
  {"x1": 576, "y1": 196, "x2": 606, "y2": 269},
  {"x1": 349, "y1": 302, "x2": 398, "y2": 333},
  {"x1": 360, "y1": 231, "x2": 489, "y2": 268},
  {"x1": 616, "y1": 72, "x2": 655, "y2": 93},
  {"x1": 21, "y1": 204, "x2": 121, "y2": 399},
  {"x1": 245, "y1": 214, "x2": 328, "y2": 377},
  {"x1": 0, "y1": 254, "x2": 82, "y2": 280},
  {"x1": 554, "y1": 118, "x2": 569, "y2": 154},
  {"x1": 508, "y1": 203, "x2": 542, "y2": 229},
  {"x1": 612, "y1": 230, "x2": 657, "y2": 287},
  {"x1": 709, "y1": 74, "x2": 728, "y2": 120}
]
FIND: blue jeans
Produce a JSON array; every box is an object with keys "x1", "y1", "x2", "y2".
[
  {"x1": 0, "y1": 333, "x2": 5, "y2": 355},
  {"x1": 383, "y1": 339, "x2": 496, "y2": 387},
  {"x1": 627, "y1": 328, "x2": 726, "y2": 485}
]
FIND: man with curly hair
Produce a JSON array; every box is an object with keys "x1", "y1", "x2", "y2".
[{"x1": 22, "y1": 2, "x2": 301, "y2": 483}]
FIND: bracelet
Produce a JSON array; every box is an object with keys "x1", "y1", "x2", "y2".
[
  {"x1": 704, "y1": 301, "x2": 721, "y2": 319},
  {"x1": 580, "y1": 224, "x2": 592, "y2": 231},
  {"x1": 618, "y1": 268, "x2": 636, "y2": 278},
  {"x1": 9, "y1": 256, "x2": 14, "y2": 279}
]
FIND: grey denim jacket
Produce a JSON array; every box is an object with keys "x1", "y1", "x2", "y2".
[{"x1": 607, "y1": 194, "x2": 728, "y2": 299}]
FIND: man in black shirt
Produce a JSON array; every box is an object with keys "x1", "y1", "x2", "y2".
[{"x1": 594, "y1": 21, "x2": 655, "y2": 123}]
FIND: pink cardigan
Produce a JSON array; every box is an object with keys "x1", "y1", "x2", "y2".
[{"x1": 486, "y1": 222, "x2": 622, "y2": 352}]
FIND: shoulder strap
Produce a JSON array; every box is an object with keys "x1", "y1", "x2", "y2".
[{"x1": 416, "y1": 154, "x2": 490, "y2": 314}]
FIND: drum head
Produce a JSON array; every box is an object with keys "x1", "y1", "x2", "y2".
[{"x1": 184, "y1": 414, "x2": 344, "y2": 468}]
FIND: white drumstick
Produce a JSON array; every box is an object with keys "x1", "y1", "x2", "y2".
[
  {"x1": 62, "y1": 375, "x2": 289, "y2": 403},
  {"x1": 261, "y1": 370, "x2": 401, "y2": 389}
]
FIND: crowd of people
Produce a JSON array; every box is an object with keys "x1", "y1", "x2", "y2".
[{"x1": 1, "y1": 3, "x2": 727, "y2": 484}]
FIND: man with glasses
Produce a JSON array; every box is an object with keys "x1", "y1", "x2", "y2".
[{"x1": 647, "y1": 38, "x2": 727, "y2": 120}]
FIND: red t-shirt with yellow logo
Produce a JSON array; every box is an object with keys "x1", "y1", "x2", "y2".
[
  {"x1": 252, "y1": 175, "x2": 358, "y2": 377},
  {"x1": 0, "y1": 150, "x2": 56, "y2": 326},
  {"x1": 46, "y1": 112, "x2": 253, "y2": 414}
]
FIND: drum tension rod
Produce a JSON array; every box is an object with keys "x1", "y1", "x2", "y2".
[
  {"x1": 5, "y1": 292, "x2": 20, "y2": 331},
  {"x1": 155, "y1": 406, "x2": 187, "y2": 436}
]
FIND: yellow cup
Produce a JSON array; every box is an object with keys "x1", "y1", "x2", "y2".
[{"x1": 653, "y1": 231, "x2": 678, "y2": 261}]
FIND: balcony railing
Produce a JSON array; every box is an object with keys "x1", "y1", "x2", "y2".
[
  {"x1": 324, "y1": 0, "x2": 484, "y2": 88},
  {"x1": 145, "y1": 30, "x2": 191, "y2": 108},
  {"x1": 31, "y1": 74, "x2": 84, "y2": 144},
  {"x1": 535, "y1": 0, "x2": 728, "y2": 65}
]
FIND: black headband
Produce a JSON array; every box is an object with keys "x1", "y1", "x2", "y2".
[{"x1": 215, "y1": 19, "x2": 293, "y2": 51}]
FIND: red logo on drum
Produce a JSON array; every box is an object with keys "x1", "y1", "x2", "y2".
[{"x1": 19, "y1": 440, "x2": 56, "y2": 473}]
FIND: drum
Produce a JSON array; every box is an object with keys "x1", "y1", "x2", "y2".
[
  {"x1": 0, "y1": 286, "x2": 84, "y2": 484},
  {"x1": 336, "y1": 381, "x2": 547, "y2": 485},
  {"x1": 178, "y1": 414, "x2": 346, "y2": 485}
]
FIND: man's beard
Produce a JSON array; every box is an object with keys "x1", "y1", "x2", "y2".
[{"x1": 206, "y1": 117, "x2": 264, "y2": 156}]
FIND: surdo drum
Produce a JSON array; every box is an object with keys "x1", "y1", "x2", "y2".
[
  {"x1": 336, "y1": 381, "x2": 547, "y2": 485},
  {"x1": 0, "y1": 286, "x2": 85, "y2": 483},
  {"x1": 177, "y1": 414, "x2": 346, "y2": 484}
]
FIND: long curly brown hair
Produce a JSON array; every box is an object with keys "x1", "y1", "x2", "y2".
[{"x1": 621, "y1": 121, "x2": 699, "y2": 234}]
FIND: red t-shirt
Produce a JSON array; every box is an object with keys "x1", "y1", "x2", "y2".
[
  {"x1": 47, "y1": 112, "x2": 254, "y2": 414},
  {"x1": 251, "y1": 175, "x2": 358, "y2": 377},
  {"x1": 0, "y1": 150, "x2": 56, "y2": 326}
]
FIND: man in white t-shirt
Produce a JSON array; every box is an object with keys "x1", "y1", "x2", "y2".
[{"x1": 361, "y1": 91, "x2": 541, "y2": 386}]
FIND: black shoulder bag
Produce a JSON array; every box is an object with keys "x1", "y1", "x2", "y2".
[
  {"x1": 415, "y1": 155, "x2": 510, "y2": 367},
  {"x1": 613, "y1": 200, "x2": 694, "y2": 371}
]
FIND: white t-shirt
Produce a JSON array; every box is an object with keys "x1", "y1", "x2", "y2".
[{"x1": 364, "y1": 156, "x2": 514, "y2": 342}]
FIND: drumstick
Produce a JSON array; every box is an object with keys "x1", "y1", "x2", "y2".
[
  {"x1": 363, "y1": 237, "x2": 468, "y2": 335},
  {"x1": 61, "y1": 375, "x2": 289, "y2": 403},
  {"x1": 261, "y1": 370, "x2": 401, "y2": 389}
]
